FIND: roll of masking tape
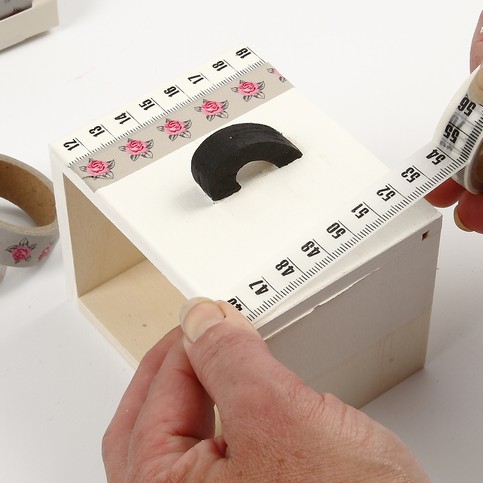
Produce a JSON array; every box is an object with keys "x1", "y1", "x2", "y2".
[
  {"x1": 448, "y1": 66, "x2": 483, "y2": 194},
  {"x1": 0, "y1": 154, "x2": 58, "y2": 280}
]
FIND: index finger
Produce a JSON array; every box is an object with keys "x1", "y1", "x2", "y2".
[{"x1": 102, "y1": 326, "x2": 182, "y2": 481}]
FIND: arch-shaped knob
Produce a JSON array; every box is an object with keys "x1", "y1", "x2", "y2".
[{"x1": 191, "y1": 123, "x2": 302, "y2": 201}]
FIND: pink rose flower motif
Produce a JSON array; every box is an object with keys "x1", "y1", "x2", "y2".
[
  {"x1": 231, "y1": 80, "x2": 265, "y2": 101},
  {"x1": 6, "y1": 238, "x2": 37, "y2": 264},
  {"x1": 267, "y1": 67, "x2": 286, "y2": 83},
  {"x1": 194, "y1": 99, "x2": 229, "y2": 121},
  {"x1": 38, "y1": 242, "x2": 53, "y2": 262},
  {"x1": 119, "y1": 138, "x2": 154, "y2": 161},
  {"x1": 79, "y1": 159, "x2": 115, "y2": 179},
  {"x1": 157, "y1": 119, "x2": 192, "y2": 141}
]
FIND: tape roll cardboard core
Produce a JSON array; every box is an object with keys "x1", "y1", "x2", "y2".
[
  {"x1": 0, "y1": 154, "x2": 58, "y2": 273},
  {"x1": 0, "y1": 158, "x2": 56, "y2": 226}
]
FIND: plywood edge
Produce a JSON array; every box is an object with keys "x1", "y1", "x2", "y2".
[{"x1": 79, "y1": 259, "x2": 187, "y2": 364}]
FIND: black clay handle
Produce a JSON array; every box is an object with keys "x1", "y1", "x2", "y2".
[{"x1": 191, "y1": 123, "x2": 302, "y2": 201}]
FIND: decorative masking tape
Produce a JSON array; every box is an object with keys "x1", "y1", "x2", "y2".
[
  {"x1": 0, "y1": 154, "x2": 58, "y2": 279},
  {"x1": 50, "y1": 47, "x2": 483, "y2": 324},
  {"x1": 449, "y1": 69, "x2": 483, "y2": 194}
]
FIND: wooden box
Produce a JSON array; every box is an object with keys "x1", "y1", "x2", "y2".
[{"x1": 50, "y1": 48, "x2": 441, "y2": 408}]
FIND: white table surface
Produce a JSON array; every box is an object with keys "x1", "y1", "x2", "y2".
[{"x1": 1, "y1": 1, "x2": 482, "y2": 481}]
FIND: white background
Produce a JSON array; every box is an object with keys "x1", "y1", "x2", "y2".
[{"x1": 1, "y1": 1, "x2": 482, "y2": 481}]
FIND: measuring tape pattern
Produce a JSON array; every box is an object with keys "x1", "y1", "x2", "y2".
[
  {"x1": 53, "y1": 49, "x2": 292, "y2": 192},
  {"x1": 222, "y1": 71, "x2": 483, "y2": 325},
  {"x1": 52, "y1": 46, "x2": 483, "y2": 326},
  {"x1": 439, "y1": 86, "x2": 483, "y2": 194}
]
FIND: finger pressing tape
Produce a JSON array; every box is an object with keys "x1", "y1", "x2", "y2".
[{"x1": 0, "y1": 154, "x2": 59, "y2": 279}]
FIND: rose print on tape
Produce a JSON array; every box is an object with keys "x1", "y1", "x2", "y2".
[
  {"x1": 38, "y1": 242, "x2": 54, "y2": 262},
  {"x1": 79, "y1": 159, "x2": 115, "y2": 180},
  {"x1": 194, "y1": 99, "x2": 229, "y2": 121},
  {"x1": 119, "y1": 139, "x2": 154, "y2": 161},
  {"x1": 158, "y1": 119, "x2": 192, "y2": 141},
  {"x1": 6, "y1": 238, "x2": 37, "y2": 264},
  {"x1": 267, "y1": 67, "x2": 286, "y2": 83},
  {"x1": 232, "y1": 80, "x2": 265, "y2": 101}
]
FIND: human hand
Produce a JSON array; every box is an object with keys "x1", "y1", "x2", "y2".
[
  {"x1": 425, "y1": 11, "x2": 483, "y2": 233},
  {"x1": 103, "y1": 299, "x2": 429, "y2": 482}
]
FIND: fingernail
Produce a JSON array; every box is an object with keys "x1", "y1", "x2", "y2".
[
  {"x1": 453, "y1": 207, "x2": 473, "y2": 232},
  {"x1": 180, "y1": 297, "x2": 226, "y2": 343}
]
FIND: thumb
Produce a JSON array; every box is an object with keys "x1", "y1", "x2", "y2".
[{"x1": 180, "y1": 298, "x2": 307, "y2": 446}]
